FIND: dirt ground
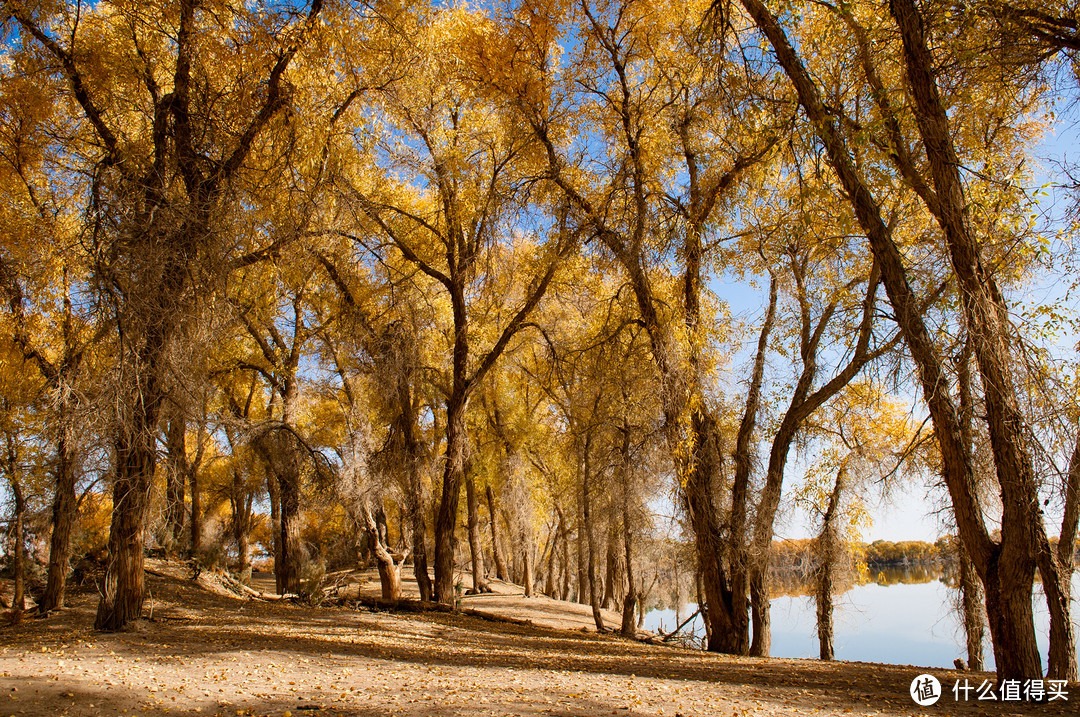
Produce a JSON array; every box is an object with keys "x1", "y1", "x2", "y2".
[{"x1": 1, "y1": 562, "x2": 1076, "y2": 717}]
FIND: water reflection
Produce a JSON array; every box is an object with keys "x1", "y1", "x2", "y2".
[{"x1": 642, "y1": 570, "x2": 1080, "y2": 671}]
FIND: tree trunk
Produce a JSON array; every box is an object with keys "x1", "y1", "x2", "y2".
[
  {"x1": 739, "y1": 0, "x2": 1044, "y2": 680},
  {"x1": 816, "y1": 570, "x2": 834, "y2": 661},
  {"x1": 6, "y1": 430, "x2": 25, "y2": 615},
  {"x1": 523, "y1": 541, "x2": 535, "y2": 597},
  {"x1": 603, "y1": 533, "x2": 618, "y2": 610},
  {"x1": 406, "y1": 474, "x2": 432, "y2": 602},
  {"x1": 268, "y1": 469, "x2": 282, "y2": 590},
  {"x1": 685, "y1": 408, "x2": 744, "y2": 653},
  {"x1": 958, "y1": 534, "x2": 985, "y2": 671},
  {"x1": 560, "y1": 516, "x2": 572, "y2": 601},
  {"x1": 165, "y1": 412, "x2": 188, "y2": 551},
  {"x1": 621, "y1": 491, "x2": 637, "y2": 637},
  {"x1": 231, "y1": 470, "x2": 253, "y2": 585},
  {"x1": 816, "y1": 465, "x2": 845, "y2": 661},
  {"x1": 363, "y1": 500, "x2": 405, "y2": 600},
  {"x1": 728, "y1": 275, "x2": 776, "y2": 652},
  {"x1": 434, "y1": 397, "x2": 467, "y2": 604},
  {"x1": 544, "y1": 518, "x2": 560, "y2": 597},
  {"x1": 1039, "y1": 433, "x2": 1079, "y2": 681},
  {"x1": 95, "y1": 413, "x2": 156, "y2": 630},
  {"x1": 95, "y1": 337, "x2": 166, "y2": 631},
  {"x1": 465, "y1": 472, "x2": 489, "y2": 594},
  {"x1": 189, "y1": 450, "x2": 202, "y2": 559},
  {"x1": 583, "y1": 442, "x2": 604, "y2": 631},
  {"x1": 41, "y1": 419, "x2": 77, "y2": 612},
  {"x1": 486, "y1": 484, "x2": 508, "y2": 581}
]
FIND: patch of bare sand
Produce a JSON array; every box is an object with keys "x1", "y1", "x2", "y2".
[{"x1": 1, "y1": 564, "x2": 1074, "y2": 717}]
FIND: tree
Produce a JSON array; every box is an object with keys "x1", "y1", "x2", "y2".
[
  {"x1": 3, "y1": 0, "x2": 327, "y2": 629},
  {"x1": 734, "y1": 0, "x2": 1055, "y2": 679},
  {"x1": 501, "y1": 0, "x2": 781, "y2": 653},
  {"x1": 336, "y1": 3, "x2": 575, "y2": 603}
]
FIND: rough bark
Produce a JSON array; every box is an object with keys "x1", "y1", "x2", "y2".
[
  {"x1": 465, "y1": 472, "x2": 490, "y2": 594},
  {"x1": 815, "y1": 465, "x2": 846, "y2": 661},
  {"x1": 620, "y1": 454, "x2": 638, "y2": 637},
  {"x1": 486, "y1": 484, "x2": 509, "y2": 581},
  {"x1": 363, "y1": 500, "x2": 405, "y2": 600},
  {"x1": 434, "y1": 397, "x2": 468, "y2": 604},
  {"x1": 726, "y1": 274, "x2": 778, "y2": 653},
  {"x1": 268, "y1": 469, "x2": 282, "y2": 589},
  {"x1": 523, "y1": 541, "x2": 536, "y2": 598},
  {"x1": 165, "y1": 412, "x2": 188, "y2": 550},
  {"x1": 602, "y1": 532, "x2": 618, "y2": 611},
  {"x1": 41, "y1": 417, "x2": 78, "y2": 612},
  {"x1": 1037, "y1": 432, "x2": 1079, "y2": 680},
  {"x1": 231, "y1": 469, "x2": 253, "y2": 585},
  {"x1": 407, "y1": 477, "x2": 433, "y2": 602},
  {"x1": 740, "y1": 0, "x2": 1043, "y2": 679},
  {"x1": 5, "y1": 429, "x2": 25, "y2": 615},
  {"x1": 958, "y1": 535, "x2": 986, "y2": 672},
  {"x1": 544, "y1": 518, "x2": 559, "y2": 597},
  {"x1": 583, "y1": 439, "x2": 605, "y2": 631},
  {"x1": 892, "y1": 0, "x2": 1043, "y2": 679}
]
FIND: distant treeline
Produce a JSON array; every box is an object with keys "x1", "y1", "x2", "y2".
[
  {"x1": 770, "y1": 537, "x2": 946, "y2": 574},
  {"x1": 772, "y1": 536, "x2": 1080, "y2": 574}
]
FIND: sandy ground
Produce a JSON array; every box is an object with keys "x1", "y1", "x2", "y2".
[
  {"x1": 1, "y1": 562, "x2": 1076, "y2": 717},
  {"x1": 249, "y1": 567, "x2": 627, "y2": 636}
]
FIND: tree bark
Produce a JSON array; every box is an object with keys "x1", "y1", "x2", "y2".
[
  {"x1": 583, "y1": 437, "x2": 605, "y2": 631},
  {"x1": 621, "y1": 455, "x2": 638, "y2": 637},
  {"x1": 231, "y1": 469, "x2": 253, "y2": 585},
  {"x1": 5, "y1": 430, "x2": 25, "y2": 615},
  {"x1": 165, "y1": 412, "x2": 188, "y2": 551},
  {"x1": 486, "y1": 484, "x2": 508, "y2": 581},
  {"x1": 603, "y1": 531, "x2": 618, "y2": 611},
  {"x1": 268, "y1": 468, "x2": 282, "y2": 590},
  {"x1": 434, "y1": 396, "x2": 468, "y2": 604},
  {"x1": 96, "y1": 331, "x2": 168, "y2": 631},
  {"x1": 730, "y1": 275, "x2": 777, "y2": 654},
  {"x1": 816, "y1": 465, "x2": 846, "y2": 661},
  {"x1": 465, "y1": 472, "x2": 489, "y2": 594},
  {"x1": 41, "y1": 418, "x2": 77, "y2": 612},
  {"x1": 1042, "y1": 434, "x2": 1080, "y2": 680},
  {"x1": 363, "y1": 500, "x2": 405, "y2": 600},
  {"x1": 523, "y1": 541, "x2": 536, "y2": 597},
  {"x1": 407, "y1": 475, "x2": 433, "y2": 602},
  {"x1": 958, "y1": 534, "x2": 986, "y2": 671},
  {"x1": 740, "y1": 0, "x2": 1044, "y2": 680}
]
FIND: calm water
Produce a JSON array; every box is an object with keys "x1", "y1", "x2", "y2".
[{"x1": 643, "y1": 571, "x2": 1080, "y2": 671}]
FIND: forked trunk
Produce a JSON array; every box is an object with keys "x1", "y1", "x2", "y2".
[
  {"x1": 363, "y1": 500, "x2": 405, "y2": 601},
  {"x1": 685, "y1": 409, "x2": 746, "y2": 653}
]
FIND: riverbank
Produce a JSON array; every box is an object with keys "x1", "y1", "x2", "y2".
[{"x1": 1, "y1": 561, "x2": 1074, "y2": 716}]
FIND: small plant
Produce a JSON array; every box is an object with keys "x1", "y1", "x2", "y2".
[{"x1": 299, "y1": 559, "x2": 327, "y2": 606}]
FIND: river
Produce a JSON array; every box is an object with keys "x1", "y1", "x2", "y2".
[{"x1": 642, "y1": 567, "x2": 1080, "y2": 671}]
